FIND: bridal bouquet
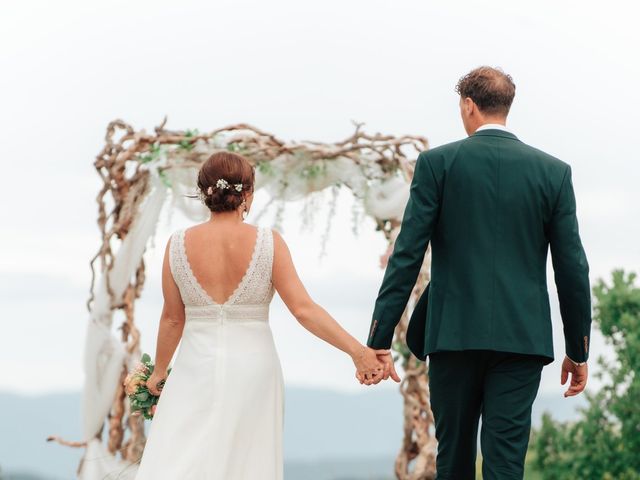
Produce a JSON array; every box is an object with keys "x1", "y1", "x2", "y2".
[{"x1": 124, "y1": 353, "x2": 170, "y2": 420}]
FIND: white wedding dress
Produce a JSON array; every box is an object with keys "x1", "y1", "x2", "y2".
[{"x1": 134, "y1": 226, "x2": 284, "y2": 480}]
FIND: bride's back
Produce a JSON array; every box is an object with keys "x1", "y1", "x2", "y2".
[
  {"x1": 182, "y1": 222, "x2": 259, "y2": 305},
  {"x1": 169, "y1": 151, "x2": 277, "y2": 308}
]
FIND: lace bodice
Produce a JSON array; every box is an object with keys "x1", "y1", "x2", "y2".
[{"x1": 169, "y1": 226, "x2": 275, "y2": 312}]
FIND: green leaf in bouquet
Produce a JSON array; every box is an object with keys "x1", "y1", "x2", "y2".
[
  {"x1": 141, "y1": 353, "x2": 151, "y2": 364},
  {"x1": 136, "y1": 391, "x2": 149, "y2": 402}
]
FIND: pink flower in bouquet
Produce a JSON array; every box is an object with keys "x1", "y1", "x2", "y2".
[
  {"x1": 150, "y1": 404, "x2": 157, "y2": 416},
  {"x1": 123, "y1": 373, "x2": 135, "y2": 394},
  {"x1": 134, "y1": 362, "x2": 150, "y2": 374},
  {"x1": 124, "y1": 372, "x2": 146, "y2": 396},
  {"x1": 124, "y1": 379, "x2": 137, "y2": 396}
]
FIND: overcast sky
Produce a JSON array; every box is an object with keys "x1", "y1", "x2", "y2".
[{"x1": 1, "y1": 0, "x2": 638, "y2": 399}]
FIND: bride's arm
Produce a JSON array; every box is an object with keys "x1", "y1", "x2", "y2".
[
  {"x1": 148, "y1": 238, "x2": 186, "y2": 395},
  {"x1": 271, "y1": 230, "x2": 386, "y2": 378}
]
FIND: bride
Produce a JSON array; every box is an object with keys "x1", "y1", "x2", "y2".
[{"x1": 133, "y1": 151, "x2": 391, "y2": 480}]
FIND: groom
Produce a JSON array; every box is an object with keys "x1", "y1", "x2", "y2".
[{"x1": 363, "y1": 66, "x2": 591, "y2": 479}]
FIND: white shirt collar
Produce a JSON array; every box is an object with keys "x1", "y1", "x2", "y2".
[{"x1": 475, "y1": 123, "x2": 511, "y2": 133}]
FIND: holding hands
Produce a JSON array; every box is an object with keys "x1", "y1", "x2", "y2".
[{"x1": 352, "y1": 346, "x2": 401, "y2": 386}]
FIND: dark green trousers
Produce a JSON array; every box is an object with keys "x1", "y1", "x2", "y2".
[{"x1": 428, "y1": 350, "x2": 544, "y2": 480}]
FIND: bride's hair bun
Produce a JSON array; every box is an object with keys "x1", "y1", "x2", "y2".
[{"x1": 197, "y1": 152, "x2": 255, "y2": 213}]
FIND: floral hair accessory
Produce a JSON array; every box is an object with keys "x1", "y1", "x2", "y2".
[{"x1": 210, "y1": 178, "x2": 243, "y2": 193}]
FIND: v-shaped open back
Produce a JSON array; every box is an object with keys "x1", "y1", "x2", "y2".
[
  {"x1": 169, "y1": 225, "x2": 275, "y2": 308},
  {"x1": 182, "y1": 226, "x2": 261, "y2": 305}
]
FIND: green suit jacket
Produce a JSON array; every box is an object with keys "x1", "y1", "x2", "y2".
[{"x1": 366, "y1": 129, "x2": 591, "y2": 364}]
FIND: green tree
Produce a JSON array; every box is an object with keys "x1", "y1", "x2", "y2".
[{"x1": 534, "y1": 270, "x2": 640, "y2": 479}]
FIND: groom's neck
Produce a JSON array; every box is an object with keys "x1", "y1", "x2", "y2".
[
  {"x1": 467, "y1": 115, "x2": 508, "y2": 135},
  {"x1": 477, "y1": 115, "x2": 507, "y2": 127}
]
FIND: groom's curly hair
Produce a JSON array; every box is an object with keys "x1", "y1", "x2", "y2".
[{"x1": 456, "y1": 66, "x2": 516, "y2": 116}]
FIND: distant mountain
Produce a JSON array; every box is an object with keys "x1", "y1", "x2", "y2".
[
  {"x1": 285, "y1": 458, "x2": 395, "y2": 480},
  {"x1": 0, "y1": 391, "x2": 82, "y2": 480},
  {"x1": 0, "y1": 387, "x2": 584, "y2": 479},
  {"x1": 0, "y1": 471, "x2": 55, "y2": 480}
]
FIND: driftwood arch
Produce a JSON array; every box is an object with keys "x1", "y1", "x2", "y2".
[{"x1": 61, "y1": 119, "x2": 437, "y2": 479}]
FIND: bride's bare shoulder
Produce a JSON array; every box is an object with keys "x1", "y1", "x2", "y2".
[
  {"x1": 267, "y1": 226, "x2": 283, "y2": 241},
  {"x1": 269, "y1": 228, "x2": 292, "y2": 258},
  {"x1": 181, "y1": 223, "x2": 205, "y2": 236}
]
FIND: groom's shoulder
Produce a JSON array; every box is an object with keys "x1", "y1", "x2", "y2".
[
  {"x1": 419, "y1": 137, "x2": 570, "y2": 173},
  {"x1": 417, "y1": 138, "x2": 467, "y2": 167},
  {"x1": 422, "y1": 138, "x2": 467, "y2": 158},
  {"x1": 517, "y1": 139, "x2": 571, "y2": 174}
]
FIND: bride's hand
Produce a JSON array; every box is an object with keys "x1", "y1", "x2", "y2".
[
  {"x1": 146, "y1": 369, "x2": 168, "y2": 396},
  {"x1": 352, "y1": 345, "x2": 387, "y2": 385}
]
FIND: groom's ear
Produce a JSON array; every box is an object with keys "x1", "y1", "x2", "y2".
[{"x1": 462, "y1": 96, "x2": 476, "y2": 115}]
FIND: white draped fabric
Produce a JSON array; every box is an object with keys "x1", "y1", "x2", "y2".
[
  {"x1": 364, "y1": 176, "x2": 410, "y2": 221},
  {"x1": 79, "y1": 172, "x2": 167, "y2": 479},
  {"x1": 81, "y1": 439, "x2": 139, "y2": 479},
  {"x1": 255, "y1": 153, "x2": 409, "y2": 219},
  {"x1": 79, "y1": 149, "x2": 410, "y2": 480}
]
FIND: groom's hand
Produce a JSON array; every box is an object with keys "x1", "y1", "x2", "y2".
[
  {"x1": 376, "y1": 352, "x2": 401, "y2": 383},
  {"x1": 561, "y1": 355, "x2": 588, "y2": 397}
]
